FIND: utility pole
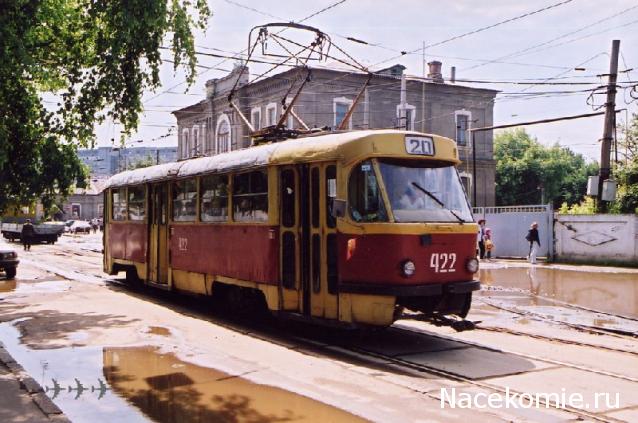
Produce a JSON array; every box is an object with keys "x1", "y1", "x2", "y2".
[{"x1": 597, "y1": 39, "x2": 620, "y2": 212}]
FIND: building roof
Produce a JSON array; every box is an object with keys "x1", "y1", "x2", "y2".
[{"x1": 105, "y1": 129, "x2": 459, "y2": 188}]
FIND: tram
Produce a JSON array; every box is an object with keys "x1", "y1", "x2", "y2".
[{"x1": 103, "y1": 130, "x2": 480, "y2": 328}]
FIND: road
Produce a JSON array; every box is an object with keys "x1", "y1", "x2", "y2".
[{"x1": 1, "y1": 233, "x2": 638, "y2": 422}]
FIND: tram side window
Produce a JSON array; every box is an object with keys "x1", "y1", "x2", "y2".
[
  {"x1": 200, "y1": 174, "x2": 228, "y2": 222},
  {"x1": 172, "y1": 179, "x2": 197, "y2": 222},
  {"x1": 233, "y1": 170, "x2": 268, "y2": 222},
  {"x1": 112, "y1": 188, "x2": 127, "y2": 221},
  {"x1": 348, "y1": 160, "x2": 387, "y2": 222},
  {"x1": 128, "y1": 186, "x2": 146, "y2": 221}
]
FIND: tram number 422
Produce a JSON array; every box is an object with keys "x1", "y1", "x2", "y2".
[
  {"x1": 430, "y1": 253, "x2": 456, "y2": 273},
  {"x1": 405, "y1": 136, "x2": 434, "y2": 156}
]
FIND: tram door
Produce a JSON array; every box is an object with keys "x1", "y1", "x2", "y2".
[
  {"x1": 148, "y1": 183, "x2": 169, "y2": 285},
  {"x1": 279, "y1": 164, "x2": 338, "y2": 318}
]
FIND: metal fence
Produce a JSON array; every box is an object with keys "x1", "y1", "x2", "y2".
[{"x1": 473, "y1": 204, "x2": 553, "y2": 258}]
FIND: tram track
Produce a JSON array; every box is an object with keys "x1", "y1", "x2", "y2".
[
  {"x1": 481, "y1": 285, "x2": 638, "y2": 324},
  {"x1": 17, "y1": 245, "x2": 635, "y2": 422},
  {"x1": 101, "y1": 278, "x2": 632, "y2": 422},
  {"x1": 477, "y1": 297, "x2": 638, "y2": 340}
]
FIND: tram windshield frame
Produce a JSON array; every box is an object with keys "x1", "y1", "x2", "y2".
[{"x1": 348, "y1": 158, "x2": 473, "y2": 223}]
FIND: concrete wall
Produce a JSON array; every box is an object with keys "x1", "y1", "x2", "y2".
[{"x1": 554, "y1": 214, "x2": 638, "y2": 265}]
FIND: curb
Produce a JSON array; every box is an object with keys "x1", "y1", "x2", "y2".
[{"x1": 0, "y1": 343, "x2": 70, "y2": 422}]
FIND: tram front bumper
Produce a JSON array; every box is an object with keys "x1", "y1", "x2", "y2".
[{"x1": 338, "y1": 280, "x2": 481, "y2": 297}]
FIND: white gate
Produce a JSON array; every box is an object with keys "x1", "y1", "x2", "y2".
[{"x1": 473, "y1": 205, "x2": 553, "y2": 258}]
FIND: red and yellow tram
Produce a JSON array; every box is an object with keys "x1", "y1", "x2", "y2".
[{"x1": 103, "y1": 130, "x2": 480, "y2": 327}]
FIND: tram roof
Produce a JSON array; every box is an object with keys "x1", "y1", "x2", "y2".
[{"x1": 104, "y1": 130, "x2": 457, "y2": 189}]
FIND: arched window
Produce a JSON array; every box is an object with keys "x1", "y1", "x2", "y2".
[
  {"x1": 192, "y1": 125, "x2": 200, "y2": 156},
  {"x1": 181, "y1": 129, "x2": 190, "y2": 159},
  {"x1": 216, "y1": 114, "x2": 231, "y2": 154}
]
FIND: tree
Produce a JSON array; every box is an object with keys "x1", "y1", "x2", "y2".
[
  {"x1": 494, "y1": 128, "x2": 598, "y2": 207},
  {"x1": 609, "y1": 112, "x2": 638, "y2": 214},
  {"x1": 0, "y1": 0, "x2": 210, "y2": 214}
]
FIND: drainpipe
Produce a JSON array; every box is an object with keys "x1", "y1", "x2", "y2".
[{"x1": 400, "y1": 74, "x2": 407, "y2": 129}]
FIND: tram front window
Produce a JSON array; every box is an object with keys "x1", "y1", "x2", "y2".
[
  {"x1": 348, "y1": 160, "x2": 388, "y2": 222},
  {"x1": 378, "y1": 160, "x2": 472, "y2": 223}
]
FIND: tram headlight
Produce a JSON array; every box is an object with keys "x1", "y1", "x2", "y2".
[
  {"x1": 402, "y1": 260, "x2": 416, "y2": 277},
  {"x1": 466, "y1": 258, "x2": 479, "y2": 273}
]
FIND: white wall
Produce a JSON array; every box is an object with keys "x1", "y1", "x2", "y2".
[{"x1": 554, "y1": 214, "x2": 638, "y2": 265}]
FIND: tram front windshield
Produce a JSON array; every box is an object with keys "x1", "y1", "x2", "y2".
[{"x1": 378, "y1": 160, "x2": 472, "y2": 223}]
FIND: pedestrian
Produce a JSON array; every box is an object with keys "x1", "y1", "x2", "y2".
[
  {"x1": 526, "y1": 222, "x2": 541, "y2": 264},
  {"x1": 484, "y1": 227, "x2": 494, "y2": 260},
  {"x1": 477, "y1": 219, "x2": 486, "y2": 259},
  {"x1": 21, "y1": 219, "x2": 35, "y2": 251}
]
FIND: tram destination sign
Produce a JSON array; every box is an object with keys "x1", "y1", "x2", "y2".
[{"x1": 405, "y1": 136, "x2": 434, "y2": 156}]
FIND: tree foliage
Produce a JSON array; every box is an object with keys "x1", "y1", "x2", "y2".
[
  {"x1": 494, "y1": 129, "x2": 598, "y2": 207},
  {"x1": 0, "y1": 0, "x2": 210, "y2": 213},
  {"x1": 609, "y1": 113, "x2": 638, "y2": 214}
]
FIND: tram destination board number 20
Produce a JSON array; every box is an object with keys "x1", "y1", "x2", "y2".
[{"x1": 405, "y1": 136, "x2": 434, "y2": 156}]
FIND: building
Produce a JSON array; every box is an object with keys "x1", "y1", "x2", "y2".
[
  {"x1": 173, "y1": 62, "x2": 498, "y2": 206},
  {"x1": 78, "y1": 146, "x2": 178, "y2": 177},
  {"x1": 60, "y1": 178, "x2": 108, "y2": 221}
]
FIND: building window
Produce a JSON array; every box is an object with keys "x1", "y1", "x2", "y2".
[
  {"x1": 192, "y1": 126, "x2": 200, "y2": 156},
  {"x1": 216, "y1": 114, "x2": 231, "y2": 154},
  {"x1": 251, "y1": 107, "x2": 261, "y2": 131},
  {"x1": 112, "y1": 188, "x2": 127, "y2": 221},
  {"x1": 172, "y1": 179, "x2": 197, "y2": 222},
  {"x1": 200, "y1": 174, "x2": 228, "y2": 222},
  {"x1": 396, "y1": 104, "x2": 416, "y2": 131},
  {"x1": 233, "y1": 170, "x2": 268, "y2": 222},
  {"x1": 333, "y1": 97, "x2": 353, "y2": 129},
  {"x1": 128, "y1": 185, "x2": 146, "y2": 221},
  {"x1": 455, "y1": 110, "x2": 471, "y2": 146},
  {"x1": 181, "y1": 129, "x2": 190, "y2": 159},
  {"x1": 266, "y1": 103, "x2": 277, "y2": 126}
]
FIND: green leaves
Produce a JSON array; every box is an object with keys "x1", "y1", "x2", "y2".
[
  {"x1": 494, "y1": 129, "x2": 598, "y2": 207},
  {"x1": 0, "y1": 0, "x2": 210, "y2": 214}
]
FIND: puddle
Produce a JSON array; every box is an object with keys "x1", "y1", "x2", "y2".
[
  {"x1": 480, "y1": 267, "x2": 638, "y2": 319},
  {"x1": 146, "y1": 326, "x2": 171, "y2": 337},
  {"x1": 104, "y1": 346, "x2": 367, "y2": 423},
  {"x1": 0, "y1": 279, "x2": 17, "y2": 293},
  {"x1": 0, "y1": 280, "x2": 70, "y2": 297},
  {"x1": 0, "y1": 320, "x2": 366, "y2": 423}
]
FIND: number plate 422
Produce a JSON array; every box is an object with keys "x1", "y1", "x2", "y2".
[
  {"x1": 430, "y1": 253, "x2": 456, "y2": 273},
  {"x1": 405, "y1": 136, "x2": 434, "y2": 156}
]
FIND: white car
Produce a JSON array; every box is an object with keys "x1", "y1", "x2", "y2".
[{"x1": 69, "y1": 220, "x2": 92, "y2": 234}]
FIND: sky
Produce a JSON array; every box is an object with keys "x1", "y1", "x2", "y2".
[{"x1": 97, "y1": 0, "x2": 638, "y2": 162}]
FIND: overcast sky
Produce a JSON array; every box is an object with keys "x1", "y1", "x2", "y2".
[{"x1": 97, "y1": 0, "x2": 638, "y2": 161}]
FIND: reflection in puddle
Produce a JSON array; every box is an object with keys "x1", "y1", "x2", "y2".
[
  {"x1": 0, "y1": 280, "x2": 70, "y2": 296},
  {"x1": 103, "y1": 346, "x2": 366, "y2": 423},
  {"x1": 146, "y1": 326, "x2": 171, "y2": 337},
  {"x1": 480, "y1": 266, "x2": 638, "y2": 318},
  {"x1": 0, "y1": 279, "x2": 17, "y2": 292}
]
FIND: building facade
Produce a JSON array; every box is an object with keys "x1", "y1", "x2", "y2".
[
  {"x1": 173, "y1": 62, "x2": 497, "y2": 206},
  {"x1": 78, "y1": 146, "x2": 178, "y2": 177}
]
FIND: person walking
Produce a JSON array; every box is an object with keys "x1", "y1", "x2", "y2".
[
  {"x1": 477, "y1": 219, "x2": 486, "y2": 259},
  {"x1": 21, "y1": 219, "x2": 35, "y2": 251},
  {"x1": 526, "y1": 222, "x2": 541, "y2": 264}
]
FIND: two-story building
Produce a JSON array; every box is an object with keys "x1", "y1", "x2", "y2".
[{"x1": 173, "y1": 62, "x2": 497, "y2": 206}]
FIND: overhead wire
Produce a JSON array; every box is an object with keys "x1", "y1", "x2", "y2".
[
  {"x1": 371, "y1": 0, "x2": 576, "y2": 69},
  {"x1": 462, "y1": 4, "x2": 638, "y2": 72}
]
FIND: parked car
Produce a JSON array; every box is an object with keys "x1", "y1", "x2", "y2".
[
  {"x1": 69, "y1": 220, "x2": 92, "y2": 234},
  {"x1": 0, "y1": 248, "x2": 19, "y2": 279}
]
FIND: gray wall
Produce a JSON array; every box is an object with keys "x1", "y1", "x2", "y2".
[{"x1": 174, "y1": 66, "x2": 498, "y2": 206}]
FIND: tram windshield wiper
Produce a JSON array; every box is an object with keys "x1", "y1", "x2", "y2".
[{"x1": 410, "y1": 181, "x2": 466, "y2": 223}]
